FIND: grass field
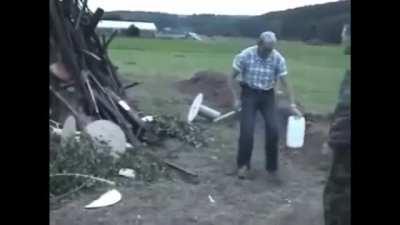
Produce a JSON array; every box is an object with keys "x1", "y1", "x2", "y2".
[{"x1": 108, "y1": 37, "x2": 349, "y2": 114}]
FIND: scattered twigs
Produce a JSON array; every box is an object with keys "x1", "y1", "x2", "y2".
[
  {"x1": 50, "y1": 181, "x2": 89, "y2": 202},
  {"x1": 50, "y1": 173, "x2": 116, "y2": 186},
  {"x1": 144, "y1": 151, "x2": 198, "y2": 177},
  {"x1": 123, "y1": 82, "x2": 141, "y2": 90},
  {"x1": 163, "y1": 160, "x2": 198, "y2": 177}
]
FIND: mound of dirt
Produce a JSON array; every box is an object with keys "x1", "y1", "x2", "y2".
[{"x1": 175, "y1": 70, "x2": 235, "y2": 109}]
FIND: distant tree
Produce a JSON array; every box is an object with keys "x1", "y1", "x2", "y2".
[
  {"x1": 303, "y1": 24, "x2": 318, "y2": 41},
  {"x1": 125, "y1": 25, "x2": 140, "y2": 36}
]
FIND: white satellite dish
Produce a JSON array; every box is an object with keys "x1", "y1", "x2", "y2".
[
  {"x1": 187, "y1": 93, "x2": 204, "y2": 123},
  {"x1": 85, "y1": 189, "x2": 122, "y2": 209},
  {"x1": 84, "y1": 120, "x2": 127, "y2": 158},
  {"x1": 61, "y1": 115, "x2": 77, "y2": 146}
]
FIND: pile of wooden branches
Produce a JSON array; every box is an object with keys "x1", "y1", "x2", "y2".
[{"x1": 49, "y1": 0, "x2": 157, "y2": 146}]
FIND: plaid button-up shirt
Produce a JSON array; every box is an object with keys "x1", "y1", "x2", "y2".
[{"x1": 232, "y1": 46, "x2": 288, "y2": 91}]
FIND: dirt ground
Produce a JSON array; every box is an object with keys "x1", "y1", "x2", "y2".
[
  {"x1": 50, "y1": 120, "x2": 331, "y2": 225},
  {"x1": 175, "y1": 70, "x2": 235, "y2": 109},
  {"x1": 50, "y1": 74, "x2": 332, "y2": 225}
]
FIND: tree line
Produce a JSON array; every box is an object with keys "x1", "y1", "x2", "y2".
[{"x1": 103, "y1": 0, "x2": 350, "y2": 43}]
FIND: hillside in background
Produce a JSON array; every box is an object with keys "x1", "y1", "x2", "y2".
[
  {"x1": 102, "y1": 0, "x2": 350, "y2": 43},
  {"x1": 239, "y1": 0, "x2": 350, "y2": 43}
]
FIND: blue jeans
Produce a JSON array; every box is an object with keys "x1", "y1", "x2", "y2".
[{"x1": 237, "y1": 84, "x2": 279, "y2": 172}]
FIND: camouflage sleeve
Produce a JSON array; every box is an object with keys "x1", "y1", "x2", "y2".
[{"x1": 328, "y1": 70, "x2": 351, "y2": 150}]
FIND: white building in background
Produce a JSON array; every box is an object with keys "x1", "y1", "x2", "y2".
[
  {"x1": 97, "y1": 20, "x2": 157, "y2": 38},
  {"x1": 186, "y1": 32, "x2": 202, "y2": 41}
]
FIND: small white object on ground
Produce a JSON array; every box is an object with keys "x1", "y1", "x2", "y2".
[
  {"x1": 141, "y1": 116, "x2": 154, "y2": 122},
  {"x1": 126, "y1": 143, "x2": 133, "y2": 149},
  {"x1": 208, "y1": 194, "x2": 216, "y2": 203},
  {"x1": 85, "y1": 189, "x2": 122, "y2": 209},
  {"x1": 118, "y1": 168, "x2": 136, "y2": 179}
]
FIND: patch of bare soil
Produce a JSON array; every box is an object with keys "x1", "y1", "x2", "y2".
[{"x1": 175, "y1": 70, "x2": 235, "y2": 109}]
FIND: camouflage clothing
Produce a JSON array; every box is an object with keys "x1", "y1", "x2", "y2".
[
  {"x1": 323, "y1": 70, "x2": 351, "y2": 225},
  {"x1": 328, "y1": 70, "x2": 351, "y2": 149}
]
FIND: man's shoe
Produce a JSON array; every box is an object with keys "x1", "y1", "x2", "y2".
[{"x1": 238, "y1": 166, "x2": 249, "y2": 179}]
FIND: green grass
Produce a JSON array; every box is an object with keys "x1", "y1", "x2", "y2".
[{"x1": 109, "y1": 37, "x2": 349, "y2": 114}]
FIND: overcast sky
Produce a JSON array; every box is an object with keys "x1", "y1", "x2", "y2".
[{"x1": 88, "y1": 0, "x2": 340, "y2": 16}]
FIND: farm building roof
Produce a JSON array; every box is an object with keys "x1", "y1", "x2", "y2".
[
  {"x1": 187, "y1": 32, "x2": 202, "y2": 41},
  {"x1": 98, "y1": 20, "x2": 157, "y2": 31}
]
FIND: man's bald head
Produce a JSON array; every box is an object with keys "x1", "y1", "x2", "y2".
[
  {"x1": 257, "y1": 31, "x2": 277, "y2": 58},
  {"x1": 259, "y1": 31, "x2": 277, "y2": 47}
]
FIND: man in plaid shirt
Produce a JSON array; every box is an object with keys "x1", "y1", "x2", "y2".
[{"x1": 229, "y1": 31, "x2": 302, "y2": 179}]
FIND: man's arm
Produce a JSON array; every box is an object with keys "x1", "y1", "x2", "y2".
[
  {"x1": 279, "y1": 76, "x2": 302, "y2": 116},
  {"x1": 275, "y1": 54, "x2": 302, "y2": 116},
  {"x1": 278, "y1": 76, "x2": 294, "y2": 105},
  {"x1": 229, "y1": 69, "x2": 241, "y2": 109},
  {"x1": 230, "y1": 51, "x2": 247, "y2": 110}
]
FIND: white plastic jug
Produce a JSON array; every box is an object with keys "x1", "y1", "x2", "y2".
[{"x1": 286, "y1": 116, "x2": 306, "y2": 148}]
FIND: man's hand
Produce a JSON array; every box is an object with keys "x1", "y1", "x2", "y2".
[
  {"x1": 234, "y1": 98, "x2": 241, "y2": 111},
  {"x1": 290, "y1": 103, "x2": 303, "y2": 117}
]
